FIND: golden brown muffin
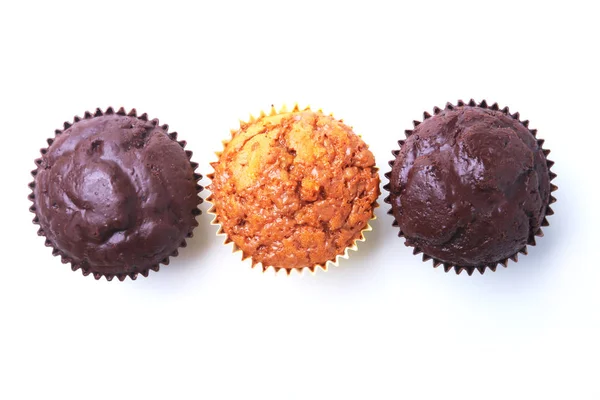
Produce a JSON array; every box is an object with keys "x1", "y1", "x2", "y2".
[{"x1": 208, "y1": 106, "x2": 379, "y2": 273}]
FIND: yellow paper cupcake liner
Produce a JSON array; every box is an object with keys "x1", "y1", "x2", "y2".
[{"x1": 206, "y1": 104, "x2": 379, "y2": 275}]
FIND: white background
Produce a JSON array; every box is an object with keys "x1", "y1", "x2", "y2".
[{"x1": 1, "y1": 1, "x2": 599, "y2": 399}]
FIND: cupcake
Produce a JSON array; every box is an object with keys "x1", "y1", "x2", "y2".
[
  {"x1": 28, "y1": 107, "x2": 202, "y2": 281},
  {"x1": 208, "y1": 105, "x2": 379, "y2": 274},
  {"x1": 384, "y1": 100, "x2": 557, "y2": 275}
]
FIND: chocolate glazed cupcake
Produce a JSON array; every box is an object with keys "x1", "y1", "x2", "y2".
[
  {"x1": 28, "y1": 107, "x2": 203, "y2": 281},
  {"x1": 383, "y1": 100, "x2": 557, "y2": 275}
]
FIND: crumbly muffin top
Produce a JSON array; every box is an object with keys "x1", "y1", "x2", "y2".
[
  {"x1": 33, "y1": 114, "x2": 200, "y2": 278},
  {"x1": 389, "y1": 106, "x2": 551, "y2": 268},
  {"x1": 210, "y1": 109, "x2": 379, "y2": 271}
]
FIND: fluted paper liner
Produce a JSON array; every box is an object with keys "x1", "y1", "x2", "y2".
[
  {"x1": 207, "y1": 104, "x2": 378, "y2": 275},
  {"x1": 383, "y1": 99, "x2": 557, "y2": 275},
  {"x1": 28, "y1": 106, "x2": 203, "y2": 281}
]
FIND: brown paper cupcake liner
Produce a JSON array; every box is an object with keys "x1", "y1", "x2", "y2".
[
  {"x1": 383, "y1": 99, "x2": 557, "y2": 275},
  {"x1": 206, "y1": 104, "x2": 378, "y2": 275},
  {"x1": 28, "y1": 106, "x2": 203, "y2": 281}
]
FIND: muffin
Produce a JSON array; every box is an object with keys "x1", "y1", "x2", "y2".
[
  {"x1": 384, "y1": 99, "x2": 557, "y2": 275},
  {"x1": 28, "y1": 107, "x2": 202, "y2": 281},
  {"x1": 208, "y1": 105, "x2": 379, "y2": 274}
]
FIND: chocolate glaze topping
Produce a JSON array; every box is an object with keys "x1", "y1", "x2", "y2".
[
  {"x1": 33, "y1": 113, "x2": 200, "y2": 278},
  {"x1": 389, "y1": 106, "x2": 551, "y2": 268}
]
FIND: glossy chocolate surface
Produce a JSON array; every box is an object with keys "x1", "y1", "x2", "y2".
[
  {"x1": 390, "y1": 106, "x2": 551, "y2": 267},
  {"x1": 34, "y1": 114, "x2": 199, "y2": 277}
]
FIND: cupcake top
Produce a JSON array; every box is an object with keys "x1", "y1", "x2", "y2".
[
  {"x1": 31, "y1": 108, "x2": 201, "y2": 280},
  {"x1": 388, "y1": 103, "x2": 553, "y2": 271},
  {"x1": 209, "y1": 107, "x2": 379, "y2": 272}
]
